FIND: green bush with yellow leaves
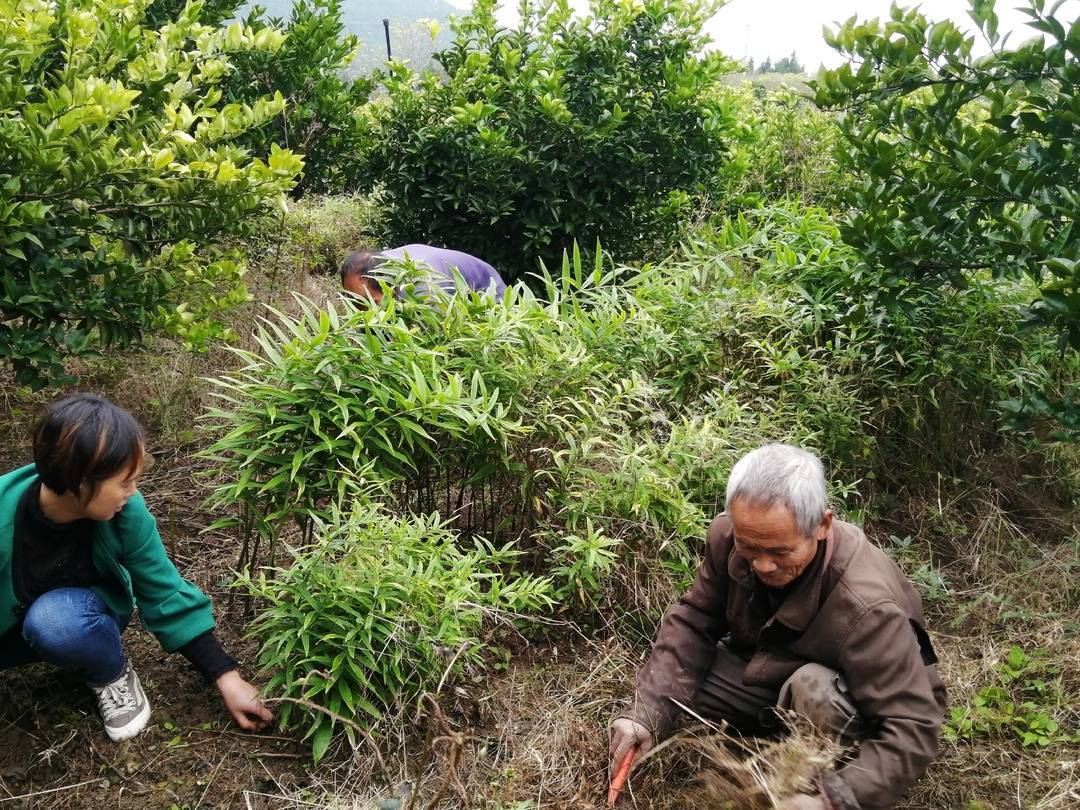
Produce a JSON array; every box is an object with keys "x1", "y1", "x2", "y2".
[{"x1": 0, "y1": 0, "x2": 303, "y2": 385}]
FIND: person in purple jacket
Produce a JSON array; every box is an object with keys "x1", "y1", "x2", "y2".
[{"x1": 340, "y1": 244, "x2": 507, "y2": 303}]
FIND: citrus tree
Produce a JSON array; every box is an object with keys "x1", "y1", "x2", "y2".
[
  {"x1": 814, "y1": 0, "x2": 1079, "y2": 431},
  {"x1": 0, "y1": 0, "x2": 303, "y2": 386},
  {"x1": 223, "y1": 0, "x2": 374, "y2": 195},
  {"x1": 358, "y1": 0, "x2": 740, "y2": 279}
]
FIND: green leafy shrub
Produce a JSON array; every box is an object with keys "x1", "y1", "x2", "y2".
[
  {"x1": 241, "y1": 504, "x2": 552, "y2": 761},
  {"x1": 202, "y1": 252, "x2": 641, "y2": 559},
  {"x1": 691, "y1": 204, "x2": 1058, "y2": 480},
  {"x1": 541, "y1": 381, "x2": 705, "y2": 583},
  {"x1": 273, "y1": 193, "x2": 388, "y2": 277},
  {"x1": 223, "y1": 0, "x2": 374, "y2": 194},
  {"x1": 356, "y1": 0, "x2": 740, "y2": 279},
  {"x1": 548, "y1": 519, "x2": 621, "y2": 607},
  {"x1": 813, "y1": 0, "x2": 1080, "y2": 433},
  {"x1": 562, "y1": 248, "x2": 738, "y2": 407},
  {"x1": 0, "y1": 0, "x2": 303, "y2": 385},
  {"x1": 715, "y1": 85, "x2": 843, "y2": 209},
  {"x1": 202, "y1": 289, "x2": 524, "y2": 560}
]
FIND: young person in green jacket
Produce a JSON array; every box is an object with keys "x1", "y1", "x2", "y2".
[{"x1": 0, "y1": 394, "x2": 272, "y2": 741}]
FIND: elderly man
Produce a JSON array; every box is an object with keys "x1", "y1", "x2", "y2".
[{"x1": 610, "y1": 444, "x2": 946, "y2": 810}]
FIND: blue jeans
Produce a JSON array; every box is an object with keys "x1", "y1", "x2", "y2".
[{"x1": 0, "y1": 588, "x2": 131, "y2": 685}]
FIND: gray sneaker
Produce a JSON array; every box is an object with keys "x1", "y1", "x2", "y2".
[{"x1": 89, "y1": 662, "x2": 151, "y2": 741}]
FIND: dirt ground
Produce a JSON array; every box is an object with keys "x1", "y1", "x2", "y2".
[{"x1": 0, "y1": 444, "x2": 315, "y2": 809}]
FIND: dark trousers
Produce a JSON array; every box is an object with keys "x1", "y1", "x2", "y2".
[
  {"x1": 0, "y1": 588, "x2": 130, "y2": 685},
  {"x1": 693, "y1": 644, "x2": 863, "y2": 740}
]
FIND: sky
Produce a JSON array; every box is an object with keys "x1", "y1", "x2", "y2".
[{"x1": 445, "y1": 0, "x2": 1079, "y2": 71}]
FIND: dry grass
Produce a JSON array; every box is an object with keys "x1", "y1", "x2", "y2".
[
  {"x1": 882, "y1": 471, "x2": 1080, "y2": 810},
  {"x1": 653, "y1": 717, "x2": 843, "y2": 809},
  {"x1": 260, "y1": 638, "x2": 850, "y2": 810}
]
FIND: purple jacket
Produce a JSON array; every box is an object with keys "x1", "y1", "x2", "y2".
[{"x1": 381, "y1": 245, "x2": 507, "y2": 298}]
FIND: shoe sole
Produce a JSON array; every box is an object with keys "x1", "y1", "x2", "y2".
[{"x1": 104, "y1": 699, "x2": 151, "y2": 742}]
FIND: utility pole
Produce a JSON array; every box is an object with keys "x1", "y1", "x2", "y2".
[{"x1": 383, "y1": 18, "x2": 392, "y2": 60}]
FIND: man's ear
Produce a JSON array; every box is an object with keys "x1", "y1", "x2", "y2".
[
  {"x1": 343, "y1": 272, "x2": 380, "y2": 301},
  {"x1": 342, "y1": 271, "x2": 362, "y2": 295},
  {"x1": 817, "y1": 509, "x2": 834, "y2": 540}
]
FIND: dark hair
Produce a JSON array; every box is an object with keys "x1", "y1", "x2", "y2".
[
  {"x1": 340, "y1": 249, "x2": 386, "y2": 290},
  {"x1": 33, "y1": 394, "x2": 145, "y2": 500}
]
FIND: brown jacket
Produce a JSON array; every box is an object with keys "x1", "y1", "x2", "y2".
[{"x1": 627, "y1": 514, "x2": 947, "y2": 810}]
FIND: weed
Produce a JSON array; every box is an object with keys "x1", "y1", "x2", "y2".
[
  {"x1": 944, "y1": 646, "x2": 1079, "y2": 748},
  {"x1": 885, "y1": 535, "x2": 952, "y2": 605}
]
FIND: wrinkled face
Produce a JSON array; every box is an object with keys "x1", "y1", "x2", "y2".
[
  {"x1": 728, "y1": 498, "x2": 831, "y2": 588},
  {"x1": 80, "y1": 454, "x2": 144, "y2": 521}
]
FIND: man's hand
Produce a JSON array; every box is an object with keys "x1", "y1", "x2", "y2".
[
  {"x1": 779, "y1": 794, "x2": 827, "y2": 810},
  {"x1": 608, "y1": 718, "x2": 654, "y2": 775},
  {"x1": 216, "y1": 670, "x2": 274, "y2": 731}
]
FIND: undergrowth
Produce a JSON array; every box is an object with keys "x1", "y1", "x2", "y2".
[{"x1": 196, "y1": 201, "x2": 1078, "y2": 767}]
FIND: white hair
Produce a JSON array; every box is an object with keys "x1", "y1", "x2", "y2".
[{"x1": 725, "y1": 443, "x2": 829, "y2": 537}]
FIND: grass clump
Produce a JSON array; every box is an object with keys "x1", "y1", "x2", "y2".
[{"x1": 241, "y1": 504, "x2": 551, "y2": 762}]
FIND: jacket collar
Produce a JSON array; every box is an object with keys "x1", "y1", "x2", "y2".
[{"x1": 727, "y1": 526, "x2": 839, "y2": 633}]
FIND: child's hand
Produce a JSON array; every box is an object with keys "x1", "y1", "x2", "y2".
[{"x1": 215, "y1": 670, "x2": 273, "y2": 731}]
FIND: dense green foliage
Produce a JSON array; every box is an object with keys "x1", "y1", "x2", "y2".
[
  {"x1": 0, "y1": 0, "x2": 302, "y2": 385},
  {"x1": 814, "y1": 0, "x2": 1079, "y2": 433},
  {"x1": 224, "y1": 0, "x2": 373, "y2": 194},
  {"x1": 717, "y1": 87, "x2": 842, "y2": 208},
  {"x1": 144, "y1": 0, "x2": 239, "y2": 28},
  {"x1": 204, "y1": 196, "x2": 1062, "y2": 751},
  {"x1": 242, "y1": 506, "x2": 550, "y2": 761},
  {"x1": 203, "y1": 272, "x2": 526, "y2": 547},
  {"x1": 144, "y1": 1, "x2": 374, "y2": 195},
  {"x1": 247, "y1": 192, "x2": 388, "y2": 277},
  {"x1": 356, "y1": 0, "x2": 740, "y2": 279}
]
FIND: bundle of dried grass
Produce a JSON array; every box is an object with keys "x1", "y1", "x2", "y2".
[{"x1": 638, "y1": 711, "x2": 846, "y2": 809}]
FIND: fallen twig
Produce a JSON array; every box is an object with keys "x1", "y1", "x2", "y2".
[
  {"x1": 195, "y1": 745, "x2": 234, "y2": 808},
  {"x1": 87, "y1": 735, "x2": 129, "y2": 784},
  {"x1": 0, "y1": 778, "x2": 107, "y2": 803}
]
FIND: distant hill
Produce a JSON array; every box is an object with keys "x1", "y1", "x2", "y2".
[{"x1": 239, "y1": 0, "x2": 461, "y2": 72}]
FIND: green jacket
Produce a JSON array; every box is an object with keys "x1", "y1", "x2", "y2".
[{"x1": 0, "y1": 464, "x2": 216, "y2": 651}]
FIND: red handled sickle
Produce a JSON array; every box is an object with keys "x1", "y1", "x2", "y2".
[{"x1": 607, "y1": 747, "x2": 636, "y2": 806}]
